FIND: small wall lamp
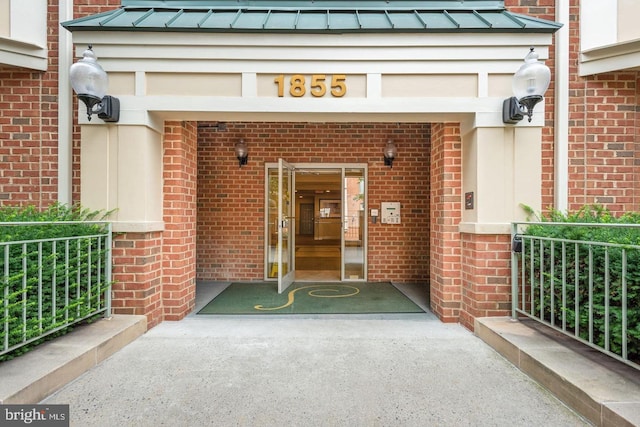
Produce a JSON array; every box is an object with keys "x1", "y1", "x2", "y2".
[
  {"x1": 235, "y1": 139, "x2": 248, "y2": 167},
  {"x1": 383, "y1": 140, "x2": 397, "y2": 168},
  {"x1": 69, "y1": 45, "x2": 120, "y2": 122},
  {"x1": 502, "y1": 47, "x2": 551, "y2": 124}
]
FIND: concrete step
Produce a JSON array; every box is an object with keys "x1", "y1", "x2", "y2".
[
  {"x1": 0, "y1": 315, "x2": 147, "y2": 404},
  {"x1": 476, "y1": 316, "x2": 640, "y2": 427}
]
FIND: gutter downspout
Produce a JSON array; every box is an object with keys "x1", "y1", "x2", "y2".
[
  {"x1": 58, "y1": 0, "x2": 73, "y2": 205},
  {"x1": 554, "y1": 0, "x2": 570, "y2": 212}
]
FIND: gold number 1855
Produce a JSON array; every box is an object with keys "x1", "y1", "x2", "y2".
[{"x1": 274, "y1": 74, "x2": 347, "y2": 98}]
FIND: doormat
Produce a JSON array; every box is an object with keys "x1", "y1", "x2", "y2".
[{"x1": 197, "y1": 282, "x2": 425, "y2": 315}]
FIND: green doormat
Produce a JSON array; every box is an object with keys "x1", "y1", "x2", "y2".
[{"x1": 198, "y1": 282, "x2": 425, "y2": 315}]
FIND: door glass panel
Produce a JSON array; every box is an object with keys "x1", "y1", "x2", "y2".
[
  {"x1": 266, "y1": 161, "x2": 295, "y2": 292},
  {"x1": 344, "y1": 168, "x2": 365, "y2": 280},
  {"x1": 267, "y1": 168, "x2": 278, "y2": 279},
  {"x1": 278, "y1": 159, "x2": 295, "y2": 292}
]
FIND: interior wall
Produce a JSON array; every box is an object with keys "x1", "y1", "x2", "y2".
[{"x1": 196, "y1": 122, "x2": 431, "y2": 283}]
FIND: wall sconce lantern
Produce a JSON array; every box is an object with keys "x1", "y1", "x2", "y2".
[
  {"x1": 69, "y1": 45, "x2": 120, "y2": 122},
  {"x1": 502, "y1": 47, "x2": 551, "y2": 124},
  {"x1": 383, "y1": 139, "x2": 397, "y2": 168},
  {"x1": 235, "y1": 139, "x2": 248, "y2": 167}
]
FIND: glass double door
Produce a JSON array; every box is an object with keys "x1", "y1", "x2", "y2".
[{"x1": 266, "y1": 162, "x2": 366, "y2": 292}]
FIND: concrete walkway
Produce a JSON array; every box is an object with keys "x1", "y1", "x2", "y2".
[{"x1": 38, "y1": 282, "x2": 590, "y2": 426}]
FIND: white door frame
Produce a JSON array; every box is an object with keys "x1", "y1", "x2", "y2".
[{"x1": 264, "y1": 162, "x2": 368, "y2": 282}]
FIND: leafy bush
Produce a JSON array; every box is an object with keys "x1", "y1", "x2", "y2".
[
  {"x1": 518, "y1": 205, "x2": 640, "y2": 364},
  {"x1": 0, "y1": 204, "x2": 111, "y2": 361}
]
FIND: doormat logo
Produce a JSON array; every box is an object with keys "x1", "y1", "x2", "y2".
[{"x1": 1, "y1": 405, "x2": 69, "y2": 427}]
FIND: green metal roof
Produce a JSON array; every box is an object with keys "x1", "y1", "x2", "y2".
[{"x1": 62, "y1": 0, "x2": 562, "y2": 33}]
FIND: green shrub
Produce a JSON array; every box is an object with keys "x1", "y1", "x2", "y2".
[
  {"x1": 0, "y1": 204, "x2": 111, "y2": 362},
  {"x1": 519, "y1": 205, "x2": 640, "y2": 364}
]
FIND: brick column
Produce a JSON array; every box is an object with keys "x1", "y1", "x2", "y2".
[
  {"x1": 459, "y1": 233, "x2": 512, "y2": 331},
  {"x1": 162, "y1": 121, "x2": 197, "y2": 320},
  {"x1": 111, "y1": 232, "x2": 164, "y2": 328},
  {"x1": 636, "y1": 75, "x2": 640, "y2": 209},
  {"x1": 110, "y1": 121, "x2": 197, "y2": 327},
  {"x1": 429, "y1": 123, "x2": 462, "y2": 322}
]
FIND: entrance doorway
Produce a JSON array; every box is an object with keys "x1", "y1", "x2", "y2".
[{"x1": 265, "y1": 163, "x2": 366, "y2": 286}]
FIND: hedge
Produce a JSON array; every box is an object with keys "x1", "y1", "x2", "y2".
[
  {"x1": 0, "y1": 204, "x2": 111, "y2": 361},
  {"x1": 519, "y1": 205, "x2": 640, "y2": 365}
]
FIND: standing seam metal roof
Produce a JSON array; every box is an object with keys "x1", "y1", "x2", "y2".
[{"x1": 61, "y1": 0, "x2": 562, "y2": 33}]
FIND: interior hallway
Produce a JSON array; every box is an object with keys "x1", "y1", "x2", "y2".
[{"x1": 295, "y1": 235, "x2": 341, "y2": 281}]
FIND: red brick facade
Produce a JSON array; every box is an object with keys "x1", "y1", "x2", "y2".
[
  {"x1": 0, "y1": 0, "x2": 120, "y2": 207},
  {"x1": 3, "y1": 1, "x2": 640, "y2": 329},
  {"x1": 162, "y1": 121, "x2": 198, "y2": 321},
  {"x1": 111, "y1": 231, "x2": 164, "y2": 328},
  {"x1": 507, "y1": 0, "x2": 640, "y2": 215},
  {"x1": 459, "y1": 234, "x2": 512, "y2": 330},
  {"x1": 429, "y1": 123, "x2": 462, "y2": 323},
  {"x1": 0, "y1": 64, "x2": 57, "y2": 206}
]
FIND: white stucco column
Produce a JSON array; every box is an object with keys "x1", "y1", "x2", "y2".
[
  {"x1": 58, "y1": 0, "x2": 73, "y2": 205},
  {"x1": 459, "y1": 125, "x2": 542, "y2": 234},
  {"x1": 80, "y1": 124, "x2": 164, "y2": 232}
]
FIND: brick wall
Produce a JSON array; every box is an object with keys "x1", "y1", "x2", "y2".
[
  {"x1": 459, "y1": 234, "x2": 512, "y2": 331},
  {"x1": 196, "y1": 122, "x2": 430, "y2": 284},
  {"x1": 0, "y1": 66, "x2": 55, "y2": 207},
  {"x1": 569, "y1": 9, "x2": 640, "y2": 215},
  {"x1": 111, "y1": 232, "x2": 164, "y2": 328},
  {"x1": 0, "y1": 1, "x2": 121, "y2": 208},
  {"x1": 567, "y1": 71, "x2": 640, "y2": 214},
  {"x1": 429, "y1": 123, "x2": 462, "y2": 323},
  {"x1": 507, "y1": 0, "x2": 640, "y2": 215},
  {"x1": 563, "y1": 0, "x2": 640, "y2": 214},
  {"x1": 0, "y1": 66, "x2": 35, "y2": 205},
  {"x1": 162, "y1": 121, "x2": 198, "y2": 320}
]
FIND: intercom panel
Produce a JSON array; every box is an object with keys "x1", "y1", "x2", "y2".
[{"x1": 381, "y1": 202, "x2": 401, "y2": 224}]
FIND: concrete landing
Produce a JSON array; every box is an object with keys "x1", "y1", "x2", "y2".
[
  {"x1": 0, "y1": 315, "x2": 147, "y2": 404},
  {"x1": 42, "y1": 313, "x2": 589, "y2": 426},
  {"x1": 476, "y1": 316, "x2": 640, "y2": 427}
]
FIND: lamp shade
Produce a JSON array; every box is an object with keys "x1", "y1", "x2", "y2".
[
  {"x1": 69, "y1": 46, "x2": 108, "y2": 100},
  {"x1": 511, "y1": 48, "x2": 551, "y2": 102},
  {"x1": 235, "y1": 139, "x2": 248, "y2": 158},
  {"x1": 384, "y1": 140, "x2": 397, "y2": 160}
]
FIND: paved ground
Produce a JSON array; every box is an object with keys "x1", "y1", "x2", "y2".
[{"x1": 42, "y1": 283, "x2": 590, "y2": 426}]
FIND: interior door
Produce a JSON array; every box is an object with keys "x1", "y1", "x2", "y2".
[
  {"x1": 299, "y1": 204, "x2": 314, "y2": 235},
  {"x1": 278, "y1": 159, "x2": 295, "y2": 293}
]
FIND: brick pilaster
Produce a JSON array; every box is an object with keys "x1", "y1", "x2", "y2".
[
  {"x1": 162, "y1": 121, "x2": 198, "y2": 320},
  {"x1": 429, "y1": 123, "x2": 462, "y2": 322},
  {"x1": 459, "y1": 233, "x2": 512, "y2": 331},
  {"x1": 111, "y1": 232, "x2": 164, "y2": 328}
]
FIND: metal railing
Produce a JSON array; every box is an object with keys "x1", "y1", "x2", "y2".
[
  {"x1": 511, "y1": 221, "x2": 639, "y2": 370},
  {"x1": 1, "y1": 221, "x2": 112, "y2": 357}
]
